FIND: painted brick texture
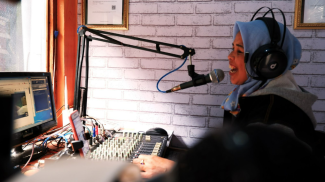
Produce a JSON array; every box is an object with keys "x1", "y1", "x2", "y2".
[{"x1": 78, "y1": 1, "x2": 325, "y2": 148}]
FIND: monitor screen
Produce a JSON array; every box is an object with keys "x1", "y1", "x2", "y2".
[{"x1": 0, "y1": 72, "x2": 57, "y2": 147}]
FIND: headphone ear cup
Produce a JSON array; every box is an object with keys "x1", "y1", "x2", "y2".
[{"x1": 250, "y1": 44, "x2": 288, "y2": 79}]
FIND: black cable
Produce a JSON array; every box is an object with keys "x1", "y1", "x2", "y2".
[
  {"x1": 44, "y1": 124, "x2": 69, "y2": 135},
  {"x1": 44, "y1": 137, "x2": 60, "y2": 148},
  {"x1": 22, "y1": 140, "x2": 34, "y2": 150},
  {"x1": 50, "y1": 140, "x2": 65, "y2": 148},
  {"x1": 56, "y1": 105, "x2": 65, "y2": 113},
  {"x1": 47, "y1": 148, "x2": 59, "y2": 153},
  {"x1": 57, "y1": 137, "x2": 63, "y2": 148}
]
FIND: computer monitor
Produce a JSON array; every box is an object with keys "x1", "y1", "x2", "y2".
[{"x1": 0, "y1": 72, "x2": 57, "y2": 165}]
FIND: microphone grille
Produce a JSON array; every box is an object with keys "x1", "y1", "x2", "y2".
[{"x1": 210, "y1": 69, "x2": 224, "y2": 83}]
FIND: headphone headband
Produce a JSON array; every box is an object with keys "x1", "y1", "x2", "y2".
[
  {"x1": 255, "y1": 17, "x2": 281, "y2": 45},
  {"x1": 250, "y1": 7, "x2": 287, "y2": 48},
  {"x1": 244, "y1": 7, "x2": 288, "y2": 81}
]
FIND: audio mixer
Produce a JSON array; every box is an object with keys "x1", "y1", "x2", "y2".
[{"x1": 86, "y1": 131, "x2": 168, "y2": 162}]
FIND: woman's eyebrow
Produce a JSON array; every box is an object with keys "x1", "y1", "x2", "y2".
[
  {"x1": 232, "y1": 43, "x2": 244, "y2": 48},
  {"x1": 236, "y1": 44, "x2": 244, "y2": 48}
]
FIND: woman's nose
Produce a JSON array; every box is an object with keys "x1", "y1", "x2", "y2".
[{"x1": 228, "y1": 52, "x2": 234, "y2": 61}]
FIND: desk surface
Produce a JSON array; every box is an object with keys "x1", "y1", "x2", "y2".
[
  {"x1": 20, "y1": 130, "x2": 181, "y2": 176},
  {"x1": 20, "y1": 141, "x2": 65, "y2": 176}
]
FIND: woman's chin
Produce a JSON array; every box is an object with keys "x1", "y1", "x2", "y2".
[
  {"x1": 230, "y1": 77, "x2": 246, "y2": 85},
  {"x1": 230, "y1": 79, "x2": 239, "y2": 85},
  {"x1": 230, "y1": 72, "x2": 248, "y2": 85}
]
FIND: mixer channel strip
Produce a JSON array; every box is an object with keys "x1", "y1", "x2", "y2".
[{"x1": 86, "y1": 132, "x2": 168, "y2": 162}]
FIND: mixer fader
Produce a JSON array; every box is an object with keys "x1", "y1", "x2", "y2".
[{"x1": 86, "y1": 131, "x2": 168, "y2": 162}]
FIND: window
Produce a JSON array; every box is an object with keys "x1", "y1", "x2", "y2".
[{"x1": 0, "y1": 0, "x2": 47, "y2": 72}]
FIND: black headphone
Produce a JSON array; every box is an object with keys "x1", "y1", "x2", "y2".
[{"x1": 245, "y1": 7, "x2": 288, "y2": 80}]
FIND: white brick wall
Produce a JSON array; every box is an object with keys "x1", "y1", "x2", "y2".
[
  {"x1": 172, "y1": 116, "x2": 206, "y2": 127},
  {"x1": 78, "y1": 0, "x2": 325, "y2": 148}
]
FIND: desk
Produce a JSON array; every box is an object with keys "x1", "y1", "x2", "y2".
[{"x1": 20, "y1": 130, "x2": 181, "y2": 177}]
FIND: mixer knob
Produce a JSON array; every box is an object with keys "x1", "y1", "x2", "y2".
[
  {"x1": 145, "y1": 135, "x2": 150, "y2": 141},
  {"x1": 125, "y1": 152, "x2": 128, "y2": 158}
]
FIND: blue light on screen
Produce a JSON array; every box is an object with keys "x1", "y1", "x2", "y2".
[{"x1": 32, "y1": 78, "x2": 53, "y2": 124}]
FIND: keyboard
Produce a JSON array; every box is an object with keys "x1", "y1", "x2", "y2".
[{"x1": 86, "y1": 131, "x2": 168, "y2": 161}]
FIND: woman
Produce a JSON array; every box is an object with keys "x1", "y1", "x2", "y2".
[
  {"x1": 222, "y1": 19, "x2": 321, "y2": 156},
  {"x1": 133, "y1": 18, "x2": 323, "y2": 179}
]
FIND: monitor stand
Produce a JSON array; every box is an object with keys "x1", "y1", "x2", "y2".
[{"x1": 11, "y1": 145, "x2": 47, "y2": 166}]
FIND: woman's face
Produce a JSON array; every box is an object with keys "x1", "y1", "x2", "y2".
[{"x1": 228, "y1": 32, "x2": 248, "y2": 85}]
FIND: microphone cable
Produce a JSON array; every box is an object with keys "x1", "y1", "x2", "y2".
[
  {"x1": 77, "y1": 25, "x2": 87, "y2": 33},
  {"x1": 156, "y1": 56, "x2": 188, "y2": 93}
]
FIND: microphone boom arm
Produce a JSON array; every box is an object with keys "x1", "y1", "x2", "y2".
[
  {"x1": 74, "y1": 27, "x2": 198, "y2": 117},
  {"x1": 80, "y1": 27, "x2": 195, "y2": 59}
]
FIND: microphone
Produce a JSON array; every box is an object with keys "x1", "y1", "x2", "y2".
[{"x1": 166, "y1": 69, "x2": 225, "y2": 93}]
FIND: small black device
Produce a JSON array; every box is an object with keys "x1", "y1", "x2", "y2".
[
  {"x1": 146, "y1": 127, "x2": 168, "y2": 136},
  {"x1": 247, "y1": 7, "x2": 288, "y2": 80}
]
